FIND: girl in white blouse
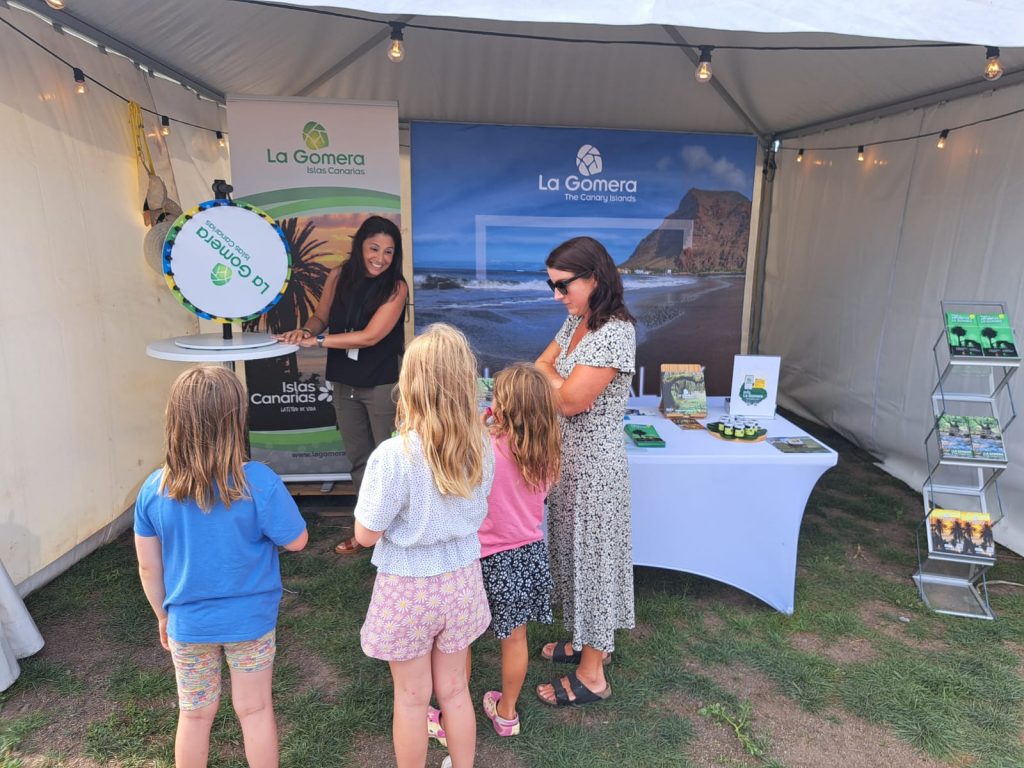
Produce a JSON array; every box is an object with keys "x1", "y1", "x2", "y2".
[{"x1": 353, "y1": 323, "x2": 495, "y2": 768}]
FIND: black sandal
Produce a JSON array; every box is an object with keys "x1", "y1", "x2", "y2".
[
  {"x1": 541, "y1": 642, "x2": 612, "y2": 666},
  {"x1": 538, "y1": 671, "x2": 612, "y2": 707}
]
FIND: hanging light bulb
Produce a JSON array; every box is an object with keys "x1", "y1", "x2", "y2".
[
  {"x1": 936, "y1": 129, "x2": 949, "y2": 149},
  {"x1": 160, "y1": 116, "x2": 170, "y2": 136},
  {"x1": 857, "y1": 146, "x2": 865, "y2": 162},
  {"x1": 72, "y1": 67, "x2": 86, "y2": 95},
  {"x1": 45, "y1": 0, "x2": 66, "y2": 9},
  {"x1": 695, "y1": 46, "x2": 713, "y2": 83},
  {"x1": 387, "y1": 22, "x2": 405, "y2": 63},
  {"x1": 216, "y1": 130, "x2": 226, "y2": 148},
  {"x1": 984, "y1": 46, "x2": 1003, "y2": 81},
  {"x1": 796, "y1": 149, "x2": 804, "y2": 163}
]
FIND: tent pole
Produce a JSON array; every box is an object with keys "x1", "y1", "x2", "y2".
[{"x1": 746, "y1": 141, "x2": 776, "y2": 355}]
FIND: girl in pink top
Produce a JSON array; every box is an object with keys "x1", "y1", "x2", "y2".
[{"x1": 476, "y1": 363, "x2": 561, "y2": 735}]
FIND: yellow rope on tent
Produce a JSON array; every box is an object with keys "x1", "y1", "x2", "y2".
[{"x1": 128, "y1": 101, "x2": 155, "y2": 177}]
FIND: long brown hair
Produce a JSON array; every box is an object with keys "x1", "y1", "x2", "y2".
[
  {"x1": 396, "y1": 324, "x2": 487, "y2": 497},
  {"x1": 334, "y1": 215, "x2": 405, "y2": 325},
  {"x1": 159, "y1": 365, "x2": 249, "y2": 512},
  {"x1": 490, "y1": 363, "x2": 561, "y2": 492},
  {"x1": 546, "y1": 236, "x2": 635, "y2": 331}
]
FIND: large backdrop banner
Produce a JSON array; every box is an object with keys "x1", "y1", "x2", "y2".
[
  {"x1": 228, "y1": 96, "x2": 400, "y2": 478},
  {"x1": 410, "y1": 122, "x2": 758, "y2": 394}
]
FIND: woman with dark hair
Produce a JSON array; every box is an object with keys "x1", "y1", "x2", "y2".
[
  {"x1": 278, "y1": 215, "x2": 408, "y2": 554},
  {"x1": 534, "y1": 236, "x2": 636, "y2": 708}
]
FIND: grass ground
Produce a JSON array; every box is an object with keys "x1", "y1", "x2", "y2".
[{"x1": 3, "y1": 417, "x2": 1024, "y2": 768}]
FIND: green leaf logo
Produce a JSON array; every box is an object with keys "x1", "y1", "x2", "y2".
[
  {"x1": 210, "y1": 263, "x2": 233, "y2": 286},
  {"x1": 302, "y1": 121, "x2": 329, "y2": 150}
]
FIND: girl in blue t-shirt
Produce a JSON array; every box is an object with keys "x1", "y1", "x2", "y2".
[
  {"x1": 354, "y1": 323, "x2": 494, "y2": 768},
  {"x1": 134, "y1": 365, "x2": 307, "y2": 768}
]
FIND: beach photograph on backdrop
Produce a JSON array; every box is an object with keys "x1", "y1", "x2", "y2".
[{"x1": 410, "y1": 122, "x2": 758, "y2": 393}]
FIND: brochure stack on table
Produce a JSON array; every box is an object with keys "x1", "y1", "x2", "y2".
[{"x1": 915, "y1": 300, "x2": 1019, "y2": 620}]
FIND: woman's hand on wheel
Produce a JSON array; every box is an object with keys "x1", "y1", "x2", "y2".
[{"x1": 275, "y1": 329, "x2": 311, "y2": 344}]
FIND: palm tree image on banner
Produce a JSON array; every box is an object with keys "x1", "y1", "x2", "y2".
[{"x1": 242, "y1": 212, "x2": 400, "y2": 475}]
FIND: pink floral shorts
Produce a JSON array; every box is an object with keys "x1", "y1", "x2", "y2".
[{"x1": 361, "y1": 561, "x2": 491, "y2": 661}]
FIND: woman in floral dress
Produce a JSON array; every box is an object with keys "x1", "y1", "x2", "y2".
[{"x1": 534, "y1": 236, "x2": 636, "y2": 707}]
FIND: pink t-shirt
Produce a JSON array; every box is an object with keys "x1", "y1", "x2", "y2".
[{"x1": 478, "y1": 434, "x2": 548, "y2": 558}]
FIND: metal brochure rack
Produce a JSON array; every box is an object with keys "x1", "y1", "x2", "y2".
[{"x1": 914, "y1": 300, "x2": 1019, "y2": 620}]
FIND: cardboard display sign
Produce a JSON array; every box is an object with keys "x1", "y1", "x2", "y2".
[
  {"x1": 163, "y1": 199, "x2": 291, "y2": 323},
  {"x1": 729, "y1": 355, "x2": 781, "y2": 419}
]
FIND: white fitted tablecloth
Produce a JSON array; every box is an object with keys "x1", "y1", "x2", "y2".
[
  {"x1": 0, "y1": 560, "x2": 44, "y2": 692},
  {"x1": 626, "y1": 396, "x2": 837, "y2": 614}
]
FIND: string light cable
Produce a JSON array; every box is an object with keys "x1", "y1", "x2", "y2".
[
  {"x1": 3, "y1": 0, "x2": 1016, "y2": 145},
  {"x1": 781, "y1": 102, "x2": 1024, "y2": 159},
  {"x1": 222, "y1": 1, "x2": 1011, "y2": 85},
  {"x1": 0, "y1": 8, "x2": 226, "y2": 140}
]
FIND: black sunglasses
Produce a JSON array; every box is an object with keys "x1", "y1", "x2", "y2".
[{"x1": 546, "y1": 273, "x2": 589, "y2": 296}]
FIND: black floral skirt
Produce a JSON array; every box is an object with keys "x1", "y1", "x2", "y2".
[{"x1": 479, "y1": 540, "x2": 554, "y2": 639}]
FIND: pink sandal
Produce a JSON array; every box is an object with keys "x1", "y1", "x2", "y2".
[
  {"x1": 482, "y1": 690, "x2": 520, "y2": 737},
  {"x1": 427, "y1": 706, "x2": 447, "y2": 747}
]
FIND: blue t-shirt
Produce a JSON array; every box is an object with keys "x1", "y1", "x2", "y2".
[{"x1": 134, "y1": 461, "x2": 306, "y2": 643}]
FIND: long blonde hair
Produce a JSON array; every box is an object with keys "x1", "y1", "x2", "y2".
[
  {"x1": 159, "y1": 365, "x2": 250, "y2": 511},
  {"x1": 490, "y1": 363, "x2": 561, "y2": 492},
  {"x1": 396, "y1": 323, "x2": 486, "y2": 497}
]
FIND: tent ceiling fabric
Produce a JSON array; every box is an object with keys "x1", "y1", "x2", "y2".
[
  {"x1": 51, "y1": 1, "x2": 1024, "y2": 136},
  {"x1": 263, "y1": 0, "x2": 1024, "y2": 47}
]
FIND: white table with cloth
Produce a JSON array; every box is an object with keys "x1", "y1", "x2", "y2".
[
  {"x1": 1, "y1": 558, "x2": 44, "y2": 692},
  {"x1": 625, "y1": 396, "x2": 838, "y2": 614}
]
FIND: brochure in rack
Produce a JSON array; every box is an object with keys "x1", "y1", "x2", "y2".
[
  {"x1": 936, "y1": 414, "x2": 974, "y2": 459},
  {"x1": 927, "y1": 508, "x2": 996, "y2": 559},
  {"x1": 945, "y1": 310, "x2": 1018, "y2": 358},
  {"x1": 945, "y1": 312, "x2": 984, "y2": 357},
  {"x1": 974, "y1": 312, "x2": 1018, "y2": 358},
  {"x1": 968, "y1": 416, "x2": 1008, "y2": 461}
]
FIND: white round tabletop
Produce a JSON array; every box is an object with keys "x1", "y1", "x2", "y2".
[{"x1": 147, "y1": 336, "x2": 300, "y2": 362}]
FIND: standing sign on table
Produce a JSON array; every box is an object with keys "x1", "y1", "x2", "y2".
[
  {"x1": 227, "y1": 96, "x2": 400, "y2": 477},
  {"x1": 410, "y1": 122, "x2": 758, "y2": 393}
]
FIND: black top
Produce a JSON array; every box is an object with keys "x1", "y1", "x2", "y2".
[{"x1": 325, "y1": 278, "x2": 405, "y2": 388}]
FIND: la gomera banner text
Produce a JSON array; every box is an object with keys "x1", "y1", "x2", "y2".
[{"x1": 228, "y1": 96, "x2": 400, "y2": 478}]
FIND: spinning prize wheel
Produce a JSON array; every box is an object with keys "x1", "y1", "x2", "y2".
[{"x1": 158, "y1": 198, "x2": 292, "y2": 353}]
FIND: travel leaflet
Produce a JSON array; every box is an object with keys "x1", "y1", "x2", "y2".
[
  {"x1": 968, "y1": 416, "x2": 1008, "y2": 462},
  {"x1": 936, "y1": 414, "x2": 973, "y2": 459},
  {"x1": 974, "y1": 312, "x2": 1018, "y2": 358}
]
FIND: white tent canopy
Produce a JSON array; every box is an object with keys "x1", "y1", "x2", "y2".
[
  {"x1": 3, "y1": 0, "x2": 1024, "y2": 589},
  {"x1": 34, "y1": 0, "x2": 1024, "y2": 138},
  {"x1": 278, "y1": 0, "x2": 1024, "y2": 47}
]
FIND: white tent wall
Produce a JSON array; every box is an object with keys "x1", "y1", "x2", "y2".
[
  {"x1": 0, "y1": 6, "x2": 228, "y2": 589},
  {"x1": 760, "y1": 82, "x2": 1024, "y2": 552}
]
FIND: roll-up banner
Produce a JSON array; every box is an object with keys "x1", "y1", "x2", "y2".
[
  {"x1": 410, "y1": 123, "x2": 757, "y2": 395},
  {"x1": 228, "y1": 96, "x2": 400, "y2": 478}
]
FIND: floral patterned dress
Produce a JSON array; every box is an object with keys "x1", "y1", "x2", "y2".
[{"x1": 547, "y1": 314, "x2": 636, "y2": 653}]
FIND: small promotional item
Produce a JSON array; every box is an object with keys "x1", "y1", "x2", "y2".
[
  {"x1": 705, "y1": 417, "x2": 767, "y2": 442},
  {"x1": 624, "y1": 424, "x2": 666, "y2": 448},
  {"x1": 729, "y1": 355, "x2": 781, "y2": 419}
]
